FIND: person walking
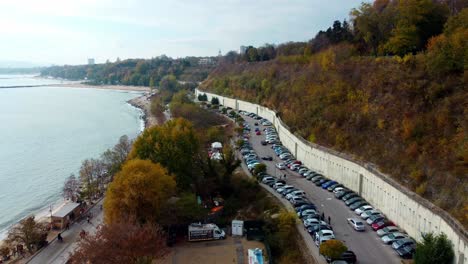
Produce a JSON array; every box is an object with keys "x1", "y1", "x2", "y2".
[
  {"x1": 284, "y1": 174, "x2": 287, "y2": 179},
  {"x1": 328, "y1": 216, "x2": 331, "y2": 225},
  {"x1": 87, "y1": 216, "x2": 90, "y2": 224},
  {"x1": 57, "y1": 233, "x2": 63, "y2": 242},
  {"x1": 321, "y1": 212, "x2": 325, "y2": 221}
]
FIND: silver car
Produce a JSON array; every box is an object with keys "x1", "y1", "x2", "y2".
[{"x1": 347, "y1": 218, "x2": 365, "y2": 231}]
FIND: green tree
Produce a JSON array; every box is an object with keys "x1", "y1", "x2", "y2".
[
  {"x1": 319, "y1": 239, "x2": 347, "y2": 259},
  {"x1": 7, "y1": 216, "x2": 47, "y2": 253},
  {"x1": 159, "y1": 74, "x2": 179, "y2": 92},
  {"x1": 253, "y1": 163, "x2": 267, "y2": 175},
  {"x1": 414, "y1": 233, "x2": 454, "y2": 264},
  {"x1": 104, "y1": 159, "x2": 176, "y2": 224},
  {"x1": 211, "y1": 97, "x2": 220, "y2": 105},
  {"x1": 130, "y1": 118, "x2": 200, "y2": 190}
]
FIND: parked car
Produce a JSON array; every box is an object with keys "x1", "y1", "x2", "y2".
[
  {"x1": 347, "y1": 218, "x2": 365, "y2": 231},
  {"x1": 261, "y1": 156, "x2": 273, "y2": 161},
  {"x1": 342, "y1": 192, "x2": 359, "y2": 201},
  {"x1": 396, "y1": 244, "x2": 416, "y2": 259},
  {"x1": 392, "y1": 238, "x2": 415, "y2": 250},
  {"x1": 261, "y1": 176, "x2": 274, "y2": 183},
  {"x1": 260, "y1": 140, "x2": 268, "y2": 145},
  {"x1": 304, "y1": 218, "x2": 327, "y2": 228},
  {"x1": 361, "y1": 210, "x2": 382, "y2": 220},
  {"x1": 286, "y1": 190, "x2": 306, "y2": 200},
  {"x1": 325, "y1": 251, "x2": 357, "y2": 264},
  {"x1": 335, "y1": 189, "x2": 352, "y2": 199},
  {"x1": 315, "y1": 230, "x2": 335, "y2": 246},
  {"x1": 333, "y1": 187, "x2": 345, "y2": 194},
  {"x1": 355, "y1": 205, "x2": 373, "y2": 215},
  {"x1": 296, "y1": 203, "x2": 316, "y2": 211},
  {"x1": 349, "y1": 201, "x2": 368, "y2": 210},
  {"x1": 382, "y1": 232, "x2": 408, "y2": 244},
  {"x1": 307, "y1": 224, "x2": 332, "y2": 237},
  {"x1": 366, "y1": 215, "x2": 385, "y2": 225},
  {"x1": 299, "y1": 209, "x2": 318, "y2": 219},
  {"x1": 322, "y1": 181, "x2": 337, "y2": 189},
  {"x1": 327, "y1": 183, "x2": 343, "y2": 191},
  {"x1": 345, "y1": 197, "x2": 363, "y2": 206},
  {"x1": 377, "y1": 226, "x2": 401, "y2": 237},
  {"x1": 371, "y1": 221, "x2": 395, "y2": 231}
]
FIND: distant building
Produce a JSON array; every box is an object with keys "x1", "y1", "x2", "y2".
[
  {"x1": 240, "y1": 46, "x2": 247, "y2": 55},
  {"x1": 199, "y1": 57, "x2": 214, "y2": 66},
  {"x1": 87, "y1": 58, "x2": 95, "y2": 65}
]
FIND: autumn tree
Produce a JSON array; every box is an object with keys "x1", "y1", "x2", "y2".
[
  {"x1": 129, "y1": 118, "x2": 200, "y2": 190},
  {"x1": 79, "y1": 158, "x2": 106, "y2": 200},
  {"x1": 68, "y1": 221, "x2": 168, "y2": 264},
  {"x1": 319, "y1": 239, "x2": 348, "y2": 259},
  {"x1": 7, "y1": 216, "x2": 47, "y2": 254},
  {"x1": 104, "y1": 159, "x2": 176, "y2": 224},
  {"x1": 62, "y1": 174, "x2": 80, "y2": 202}
]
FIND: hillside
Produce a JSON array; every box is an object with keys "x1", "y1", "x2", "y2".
[{"x1": 200, "y1": 4, "x2": 467, "y2": 226}]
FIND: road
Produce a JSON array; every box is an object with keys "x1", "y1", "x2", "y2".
[
  {"x1": 27, "y1": 199, "x2": 104, "y2": 264},
  {"x1": 241, "y1": 114, "x2": 401, "y2": 264}
]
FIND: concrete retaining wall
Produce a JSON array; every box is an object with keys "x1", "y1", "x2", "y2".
[{"x1": 196, "y1": 89, "x2": 468, "y2": 264}]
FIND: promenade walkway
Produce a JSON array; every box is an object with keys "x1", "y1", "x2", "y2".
[{"x1": 27, "y1": 199, "x2": 104, "y2": 264}]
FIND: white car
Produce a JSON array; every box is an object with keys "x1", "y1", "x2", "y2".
[
  {"x1": 276, "y1": 163, "x2": 286, "y2": 170},
  {"x1": 315, "y1": 230, "x2": 335, "y2": 246},
  {"x1": 277, "y1": 185, "x2": 294, "y2": 193},
  {"x1": 361, "y1": 209, "x2": 381, "y2": 220},
  {"x1": 298, "y1": 209, "x2": 317, "y2": 218},
  {"x1": 347, "y1": 218, "x2": 365, "y2": 231},
  {"x1": 381, "y1": 232, "x2": 408, "y2": 244},
  {"x1": 286, "y1": 190, "x2": 306, "y2": 200},
  {"x1": 332, "y1": 187, "x2": 345, "y2": 194},
  {"x1": 355, "y1": 205, "x2": 373, "y2": 215},
  {"x1": 273, "y1": 182, "x2": 285, "y2": 189},
  {"x1": 261, "y1": 176, "x2": 274, "y2": 183},
  {"x1": 377, "y1": 226, "x2": 400, "y2": 237},
  {"x1": 303, "y1": 218, "x2": 326, "y2": 228}
]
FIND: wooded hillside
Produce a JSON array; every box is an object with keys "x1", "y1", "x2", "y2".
[{"x1": 201, "y1": 2, "x2": 467, "y2": 226}]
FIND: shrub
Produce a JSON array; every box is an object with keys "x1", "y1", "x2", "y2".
[{"x1": 414, "y1": 233, "x2": 454, "y2": 264}]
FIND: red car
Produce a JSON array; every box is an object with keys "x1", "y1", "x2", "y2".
[
  {"x1": 256, "y1": 131, "x2": 261, "y2": 135},
  {"x1": 372, "y1": 220, "x2": 395, "y2": 231}
]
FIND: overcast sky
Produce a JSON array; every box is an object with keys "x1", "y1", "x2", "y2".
[{"x1": 0, "y1": 0, "x2": 364, "y2": 65}]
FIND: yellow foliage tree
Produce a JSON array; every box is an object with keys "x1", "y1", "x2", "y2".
[
  {"x1": 319, "y1": 239, "x2": 347, "y2": 259},
  {"x1": 104, "y1": 159, "x2": 176, "y2": 224}
]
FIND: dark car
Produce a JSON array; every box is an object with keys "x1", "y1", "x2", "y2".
[
  {"x1": 261, "y1": 156, "x2": 273, "y2": 161},
  {"x1": 307, "y1": 224, "x2": 332, "y2": 237},
  {"x1": 325, "y1": 250, "x2": 357, "y2": 264},
  {"x1": 327, "y1": 183, "x2": 343, "y2": 191},
  {"x1": 296, "y1": 204, "x2": 317, "y2": 213},
  {"x1": 311, "y1": 176, "x2": 324, "y2": 183},
  {"x1": 396, "y1": 244, "x2": 416, "y2": 259},
  {"x1": 342, "y1": 192, "x2": 359, "y2": 201},
  {"x1": 345, "y1": 197, "x2": 363, "y2": 206},
  {"x1": 315, "y1": 178, "x2": 328, "y2": 186},
  {"x1": 261, "y1": 140, "x2": 268, "y2": 145},
  {"x1": 294, "y1": 201, "x2": 313, "y2": 209},
  {"x1": 321, "y1": 180, "x2": 336, "y2": 189},
  {"x1": 349, "y1": 201, "x2": 368, "y2": 210},
  {"x1": 367, "y1": 215, "x2": 385, "y2": 225},
  {"x1": 335, "y1": 189, "x2": 351, "y2": 199}
]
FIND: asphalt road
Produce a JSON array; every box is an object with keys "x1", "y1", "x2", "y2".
[
  {"x1": 28, "y1": 199, "x2": 104, "y2": 264},
  {"x1": 241, "y1": 114, "x2": 401, "y2": 264}
]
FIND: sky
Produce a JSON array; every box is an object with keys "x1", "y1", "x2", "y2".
[{"x1": 0, "y1": 0, "x2": 365, "y2": 66}]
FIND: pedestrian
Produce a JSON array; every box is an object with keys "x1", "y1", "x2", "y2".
[
  {"x1": 57, "y1": 233, "x2": 63, "y2": 242},
  {"x1": 284, "y1": 174, "x2": 287, "y2": 179},
  {"x1": 321, "y1": 212, "x2": 325, "y2": 221},
  {"x1": 87, "y1": 216, "x2": 90, "y2": 224},
  {"x1": 328, "y1": 216, "x2": 331, "y2": 225},
  {"x1": 65, "y1": 222, "x2": 70, "y2": 230}
]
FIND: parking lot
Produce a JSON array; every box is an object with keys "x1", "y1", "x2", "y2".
[
  {"x1": 156, "y1": 236, "x2": 266, "y2": 264},
  {"x1": 239, "y1": 112, "x2": 403, "y2": 264}
]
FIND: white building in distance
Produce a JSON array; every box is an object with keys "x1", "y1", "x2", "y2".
[{"x1": 87, "y1": 58, "x2": 95, "y2": 65}]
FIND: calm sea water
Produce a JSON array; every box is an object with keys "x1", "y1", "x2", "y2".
[{"x1": 0, "y1": 75, "x2": 143, "y2": 238}]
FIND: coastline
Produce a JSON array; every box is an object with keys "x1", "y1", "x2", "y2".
[
  {"x1": 52, "y1": 83, "x2": 151, "y2": 92},
  {"x1": 0, "y1": 82, "x2": 154, "y2": 255}
]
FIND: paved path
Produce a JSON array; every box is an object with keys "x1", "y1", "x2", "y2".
[
  {"x1": 27, "y1": 200, "x2": 104, "y2": 264},
  {"x1": 240, "y1": 114, "x2": 401, "y2": 264}
]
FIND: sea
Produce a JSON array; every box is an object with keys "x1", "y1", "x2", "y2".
[{"x1": 0, "y1": 75, "x2": 144, "y2": 239}]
